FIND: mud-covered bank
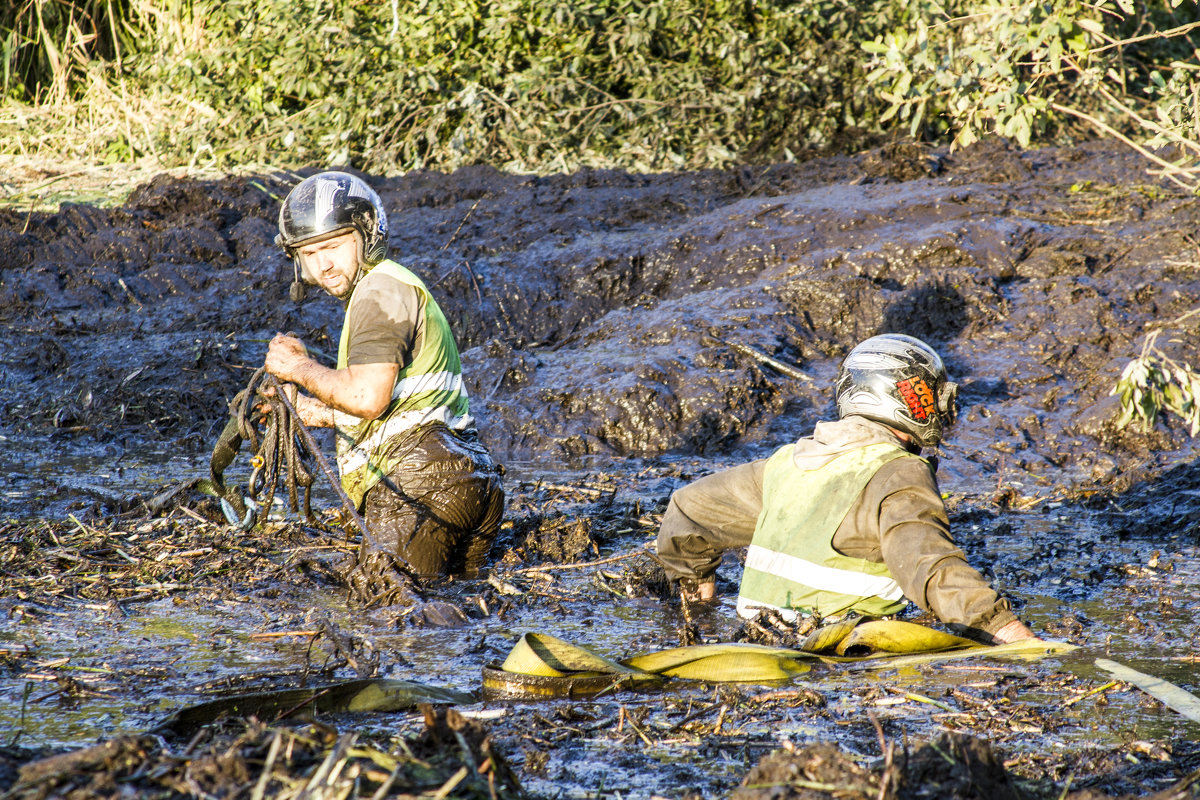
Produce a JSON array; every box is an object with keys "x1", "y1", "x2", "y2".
[
  {"x1": 4, "y1": 139, "x2": 1200, "y2": 480},
  {"x1": 1, "y1": 139, "x2": 1199, "y2": 799}
]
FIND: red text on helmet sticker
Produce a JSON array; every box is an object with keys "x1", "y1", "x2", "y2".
[{"x1": 896, "y1": 377, "x2": 935, "y2": 421}]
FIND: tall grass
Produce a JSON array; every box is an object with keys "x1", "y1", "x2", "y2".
[{"x1": 2, "y1": 0, "x2": 134, "y2": 103}]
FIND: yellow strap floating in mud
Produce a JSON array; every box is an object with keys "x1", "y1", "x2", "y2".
[
  {"x1": 485, "y1": 622, "x2": 1077, "y2": 698},
  {"x1": 500, "y1": 632, "x2": 644, "y2": 677},
  {"x1": 624, "y1": 642, "x2": 812, "y2": 675},
  {"x1": 652, "y1": 650, "x2": 811, "y2": 682},
  {"x1": 834, "y1": 620, "x2": 979, "y2": 656},
  {"x1": 491, "y1": 633, "x2": 806, "y2": 691},
  {"x1": 798, "y1": 617, "x2": 862, "y2": 653}
]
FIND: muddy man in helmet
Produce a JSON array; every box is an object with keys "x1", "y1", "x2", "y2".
[
  {"x1": 655, "y1": 334, "x2": 1035, "y2": 644},
  {"x1": 266, "y1": 171, "x2": 503, "y2": 596}
]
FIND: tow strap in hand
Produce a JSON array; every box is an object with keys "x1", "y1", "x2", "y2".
[{"x1": 204, "y1": 367, "x2": 317, "y2": 529}]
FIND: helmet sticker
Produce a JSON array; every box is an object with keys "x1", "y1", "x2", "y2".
[{"x1": 896, "y1": 376, "x2": 935, "y2": 421}]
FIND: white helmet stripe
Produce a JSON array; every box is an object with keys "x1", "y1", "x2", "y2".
[{"x1": 314, "y1": 177, "x2": 341, "y2": 223}]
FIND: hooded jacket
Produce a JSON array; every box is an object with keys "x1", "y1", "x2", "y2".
[{"x1": 655, "y1": 416, "x2": 1017, "y2": 635}]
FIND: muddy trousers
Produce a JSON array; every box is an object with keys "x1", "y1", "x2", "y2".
[
  {"x1": 361, "y1": 424, "x2": 504, "y2": 580},
  {"x1": 654, "y1": 459, "x2": 767, "y2": 587}
]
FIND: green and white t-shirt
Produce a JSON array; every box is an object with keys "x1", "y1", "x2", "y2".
[{"x1": 333, "y1": 260, "x2": 473, "y2": 508}]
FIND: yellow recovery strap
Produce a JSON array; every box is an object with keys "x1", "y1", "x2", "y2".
[{"x1": 484, "y1": 620, "x2": 1077, "y2": 698}]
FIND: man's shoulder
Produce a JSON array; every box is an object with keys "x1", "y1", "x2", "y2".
[
  {"x1": 346, "y1": 268, "x2": 423, "y2": 340},
  {"x1": 360, "y1": 261, "x2": 417, "y2": 287},
  {"x1": 871, "y1": 451, "x2": 941, "y2": 499},
  {"x1": 354, "y1": 267, "x2": 422, "y2": 304}
]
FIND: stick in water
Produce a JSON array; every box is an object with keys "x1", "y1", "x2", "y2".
[{"x1": 1094, "y1": 657, "x2": 1200, "y2": 724}]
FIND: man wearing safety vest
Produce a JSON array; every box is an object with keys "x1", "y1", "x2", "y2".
[
  {"x1": 655, "y1": 334, "x2": 1035, "y2": 644},
  {"x1": 263, "y1": 172, "x2": 504, "y2": 592}
]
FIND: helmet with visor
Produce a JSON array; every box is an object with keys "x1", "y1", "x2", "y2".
[
  {"x1": 835, "y1": 334, "x2": 959, "y2": 448},
  {"x1": 276, "y1": 172, "x2": 388, "y2": 296}
]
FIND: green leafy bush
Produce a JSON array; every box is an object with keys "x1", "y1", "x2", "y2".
[
  {"x1": 862, "y1": 0, "x2": 1200, "y2": 190},
  {"x1": 117, "y1": 0, "x2": 919, "y2": 172},
  {"x1": 1, "y1": 0, "x2": 1198, "y2": 175}
]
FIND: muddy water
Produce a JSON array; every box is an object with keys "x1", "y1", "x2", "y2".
[
  {"x1": 1, "y1": 139, "x2": 1199, "y2": 797},
  {"x1": 2, "y1": 469, "x2": 1197, "y2": 797}
]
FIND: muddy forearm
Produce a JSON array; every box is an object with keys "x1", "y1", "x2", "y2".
[
  {"x1": 881, "y1": 513, "x2": 1017, "y2": 634},
  {"x1": 655, "y1": 461, "x2": 765, "y2": 584},
  {"x1": 266, "y1": 333, "x2": 395, "y2": 419},
  {"x1": 284, "y1": 359, "x2": 345, "y2": 411},
  {"x1": 655, "y1": 497, "x2": 728, "y2": 584},
  {"x1": 292, "y1": 393, "x2": 336, "y2": 428},
  {"x1": 875, "y1": 476, "x2": 1017, "y2": 634},
  {"x1": 915, "y1": 550, "x2": 1018, "y2": 635},
  {"x1": 272, "y1": 356, "x2": 395, "y2": 420}
]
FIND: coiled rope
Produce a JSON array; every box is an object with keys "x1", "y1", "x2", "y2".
[
  {"x1": 206, "y1": 367, "x2": 423, "y2": 604},
  {"x1": 208, "y1": 367, "x2": 316, "y2": 528}
]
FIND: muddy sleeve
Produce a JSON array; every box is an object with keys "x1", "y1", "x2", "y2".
[
  {"x1": 655, "y1": 459, "x2": 766, "y2": 584},
  {"x1": 344, "y1": 274, "x2": 421, "y2": 367},
  {"x1": 869, "y1": 459, "x2": 1018, "y2": 636}
]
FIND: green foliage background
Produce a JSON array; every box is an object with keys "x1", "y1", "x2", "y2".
[{"x1": 1, "y1": 0, "x2": 1198, "y2": 175}]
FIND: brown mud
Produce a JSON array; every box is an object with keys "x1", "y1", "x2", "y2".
[{"x1": 1, "y1": 138, "x2": 1199, "y2": 799}]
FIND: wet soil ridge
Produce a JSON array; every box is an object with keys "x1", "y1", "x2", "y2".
[{"x1": 2, "y1": 139, "x2": 1198, "y2": 497}]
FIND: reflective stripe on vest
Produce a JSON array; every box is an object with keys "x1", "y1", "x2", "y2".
[
  {"x1": 737, "y1": 442, "x2": 921, "y2": 622},
  {"x1": 335, "y1": 260, "x2": 472, "y2": 508}
]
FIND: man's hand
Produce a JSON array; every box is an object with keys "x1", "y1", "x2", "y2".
[
  {"x1": 264, "y1": 333, "x2": 397, "y2": 420},
  {"x1": 681, "y1": 579, "x2": 716, "y2": 603},
  {"x1": 991, "y1": 619, "x2": 1036, "y2": 644},
  {"x1": 264, "y1": 333, "x2": 313, "y2": 385}
]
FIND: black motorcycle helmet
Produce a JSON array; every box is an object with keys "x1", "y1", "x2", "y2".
[
  {"x1": 276, "y1": 172, "x2": 388, "y2": 298},
  {"x1": 835, "y1": 334, "x2": 959, "y2": 447}
]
